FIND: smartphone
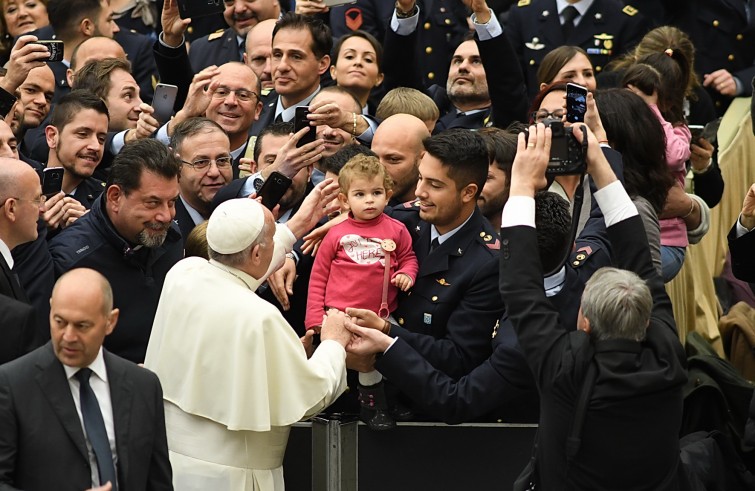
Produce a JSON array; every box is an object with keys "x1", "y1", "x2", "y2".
[
  {"x1": 294, "y1": 106, "x2": 316, "y2": 148},
  {"x1": 33, "y1": 40, "x2": 64, "y2": 62},
  {"x1": 42, "y1": 167, "x2": 64, "y2": 197},
  {"x1": 258, "y1": 171, "x2": 293, "y2": 210},
  {"x1": 324, "y1": 0, "x2": 357, "y2": 7},
  {"x1": 176, "y1": 0, "x2": 224, "y2": 19},
  {"x1": 689, "y1": 125, "x2": 704, "y2": 142},
  {"x1": 702, "y1": 118, "x2": 721, "y2": 144},
  {"x1": 152, "y1": 83, "x2": 178, "y2": 126},
  {"x1": 566, "y1": 82, "x2": 588, "y2": 123}
]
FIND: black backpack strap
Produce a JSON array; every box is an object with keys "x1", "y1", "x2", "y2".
[{"x1": 566, "y1": 361, "x2": 598, "y2": 466}]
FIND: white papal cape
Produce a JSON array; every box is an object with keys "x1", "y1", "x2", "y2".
[{"x1": 144, "y1": 224, "x2": 347, "y2": 491}]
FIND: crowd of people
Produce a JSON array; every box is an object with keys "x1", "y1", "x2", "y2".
[{"x1": 0, "y1": 0, "x2": 754, "y2": 489}]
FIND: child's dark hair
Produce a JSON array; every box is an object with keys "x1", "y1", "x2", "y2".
[{"x1": 622, "y1": 51, "x2": 686, "y2": 125}]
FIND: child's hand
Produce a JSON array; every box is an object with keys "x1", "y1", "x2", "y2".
[{"x1": 392, "y1": 273, "x2": 414, "y2": 291}]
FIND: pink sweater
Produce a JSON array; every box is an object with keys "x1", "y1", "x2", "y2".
[
  {"x1": 650, "y1": 104, "x2": 691, "y2": 248},
  {"x1": 305, "y1": 213, "x2": 419, "y2": 329}
]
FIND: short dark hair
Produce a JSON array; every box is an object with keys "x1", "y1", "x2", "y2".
[
  {"x1": 477, "y1": 127, "x2": 516, "y2": 208},
  {"x1": 169, "y1": 117, "x2": 227, "y2": 155},
  {"x1": 535, "y1": 191, "x2": 572, "y2": 273},
  {"x1": 273, "y1": 12, "x2": 332, "y2": 59},
  {"x1": 332, "y1": 30, "x2": 383, "y2": 73},
  {"x1": 106, "y1": 139, "x2": 181, "y2": 195},
  {"x1": 253, "y1": 121, "x2": 294, "y2": 162},
  {"x1": 50, "y1": 89, "x2": 109, "y2": 130},
  {"x1": 48, "y1": 0, "x2": 102, "y2": 42},
  {"x1": 422, "y1": 129, "x2": 489, "y2": 198},
  {"x1": 320, "y1": 144, "x2": 376, "y2": 176},
  {"x1": 72, "y1": 58, "x2": 133, "y2": 101}
]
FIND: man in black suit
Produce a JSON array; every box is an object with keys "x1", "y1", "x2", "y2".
[
  {"x1": 0, "y1": 268, "x2": 172, "y2": 490},
  {"x1": 728, "y1": 182, "x2": 755, "y2": 290},
  {"x1": 169, "y1": 117, "x2": 233, "y2": 243},
  {"x1": 0, "y1": 295, "x2": 35, "y2": 365},
  {"x1": 383, "y1": 0, "x2": 528, "y2": 132},
  {"x1": 500, "y1": 123, "x2": 687, "y2": 489}
]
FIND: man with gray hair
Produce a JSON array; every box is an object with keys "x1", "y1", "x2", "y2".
[
  {"x1": 145, "y1": 181, "x2": 347, "y2": 491},
  {"x1": 500, "y1": 123, "x2": 687, "y2": 489}
]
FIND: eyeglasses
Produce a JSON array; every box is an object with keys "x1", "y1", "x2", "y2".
[
  {"x1": 532, "y1": 109, "x2": 566, "y2": 122},
  {"x1": 0, "y1": 194, "x2": 47, "y2": 207},
  {"x1": 180, "y1": 156, "x2": 233, "y2": 171},
  {"x1": 212, "y1": 86, "x2": 259, "y2": 103}
]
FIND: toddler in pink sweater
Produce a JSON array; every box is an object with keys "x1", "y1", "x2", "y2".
[{"x1": 306, "y1": 155, "x2": 418, "y2": 430}]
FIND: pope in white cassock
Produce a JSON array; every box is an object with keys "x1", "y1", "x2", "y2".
[{"x1": 144, "y1": 184, "x2": 350, "y2": 491}]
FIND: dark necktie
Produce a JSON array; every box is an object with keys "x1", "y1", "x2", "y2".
[
  {"x1": 238, "y1": 40, "x2": 245, "y2": 62},
  {"x1": 76, "y1": 368, "x2": 117, "y2": 490},
  {"x1": 274, "y1": 113, "x2": 284, "y2": 123},
  {"x1": 430, "y1": 237, "x2": 440, "y2": 253},
  {"x1": 562, "y1": 6, "x2": 579, "y2": 41}
]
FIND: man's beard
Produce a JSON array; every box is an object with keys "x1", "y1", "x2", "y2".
[
  {"x1": 137, "y1": 222, "x2": 170, "y2": 248},
  {"x1": 447, "y1": 82, "x2": 490, "y2": 107}
]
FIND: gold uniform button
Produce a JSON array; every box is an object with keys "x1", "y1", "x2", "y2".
[
  {"x1": 428, "y1": 72, "x2": 435, "y2": 80},
  {"x1": 573, "y1": 260, "x2": 580, "y2": 266},
  {"x1": 529, "y1": 59, "x2": 535, "y2": 65},
  {"x1": 398, "y1": 317, "x2": 405, "y2": 325},
  {"x1": 444, "y1": 18, "x2": 451, "y2": 25},
  {"x1": 432, "y1": 296, "x2": 438, "y2": 302},
  {"x1": 715, "y1": 101, "x2": 722, "y2": 107},
  {"x1": 188, "y1": 26, "x2": 194, "y2": 34},
  {"x1": 737, "y1": 34, "x2": 744, "y2": 40},
  {"x1": 728, "y1": 54, "x2": 735, "y2": 61},
  {"x1": 440, "y1": 7, "x2": 446, "y2": 12},
  {"x1": 713, "y1": 20, "x2": 719, "y2": 27},
  {"x1": 425, "y1": 46, "x2": 433, "y2": 54},
  {"x1": 424, "y1": 22, "x2": 431, "y2": 30},
  {"x1": 595, "y1": 65, "x2": 602, "y2": 72}
]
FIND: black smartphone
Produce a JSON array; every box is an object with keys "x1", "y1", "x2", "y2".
[
  {"x1": 176, "y1": 0, "x2": 224, "y2": 19},
  {"x1": 566, "y1": 82, "x2": 588, "y2": 123},
  {"x1": 258, "y1": 171, "x2": 292, "y2": 209},
  {"x1": 152, "y1": 83, "x2": 178, "y2": 126},
  {"x1": 294, "y1": 106, "x2": 316, "y2": 148},
  {"x1": 33, "y1": 40, "x2": 64, "y2": 62},
  {"x1": 42, "y1": 167, "x2": 64, "y2": 197},
  {"x1": 689, "y1": 125, "x2": 704, "y2": 142}
]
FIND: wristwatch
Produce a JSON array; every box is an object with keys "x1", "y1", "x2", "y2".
[{"x1": 395, "y1": 1, "x2": 418, "y2": 18}]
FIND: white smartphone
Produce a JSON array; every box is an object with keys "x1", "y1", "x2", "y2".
[{"x1": 152, "y1": 83, "x2": 178, "y2": 126}]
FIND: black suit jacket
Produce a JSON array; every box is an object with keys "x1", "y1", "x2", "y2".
[
  {"x1": 501, "y1": 212, "x2": 687, "y2": 489},
  {"x1": 189, "y1": 27, "x2": 242, "y2": 73},
  {"x1": 728, "y1": 223, "x2": 755, "y2": 292},
  {"x1": 0, "y1": 295, "x2": 35, "y2": 365},
  {"x1": 0, "y1": 255, "x2": 27, "y2": 303},
  {"x1": 173, "y1": 198, "x2": 198, "y2": 245},
  {"x1": 0, "y1": 343, "x2": 172, "y2": 490}
]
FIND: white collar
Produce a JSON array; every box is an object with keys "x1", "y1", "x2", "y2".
[
  {"x1": 209, "y1": 259, "x2": 264, "y2": 292},
  {"x1": 544, "y1": 266, "x2": 567, "y2": 297},
  {"x1": 430, "y1": 210, "x2": 474, "y2": 245},
  {"x1": 556, "y1": 0, "x2": 593, "y2": 17},
  {"x1": 0, "y1": 238, "x2": 13, "y2": 269},
  {"x1": 64, "y1": 347, "x2": 108, "y2": 383},
  {"x1": 274, "y1": 86, "x2": 320, "y2": 122}
]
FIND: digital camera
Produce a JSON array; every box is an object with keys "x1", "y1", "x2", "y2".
[{"x1": 525, "y1": 120, "x2": 587, "y2": 176}]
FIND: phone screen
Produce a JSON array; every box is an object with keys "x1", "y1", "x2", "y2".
[
  {"x1": 294, "y1": 107, "x2": 316, "y2": 148},
  {"x1": 566, "y1": 83, "x2": 588, "y2": 123}
]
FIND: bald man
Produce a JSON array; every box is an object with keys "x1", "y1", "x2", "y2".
[
  {"x1": 0, "y1": 268, "x2": 172, "y2": 490},
  {"x1": 244, "y1": 19, "x2": 277, "y2": 94},
  {"x1": 371, "y1": 114, "x2": 429, "y2": 205},
  {"x1": 66, "y1": 36, "x2": 127, "y2": 87}
]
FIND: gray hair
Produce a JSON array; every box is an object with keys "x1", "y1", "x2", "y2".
[
  {"x1": 580, "y1": 267, "x2": 652, "y2": 342},
  {"x1": 207, "y1": 219, "x2": 273, "y2": 268}
]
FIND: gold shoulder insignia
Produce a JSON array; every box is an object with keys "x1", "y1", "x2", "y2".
[
  {"x1": 517, "y1": 0, "x2": 531, "y2": 7},
  {"x1": 622, "y1": 5, "x2": 638, "y2": 16},
  {"x1": 208, "y1": 29, "x2": 225, "y2": 41},
  {"x1": 593, "y1": 33, "x2": 614, "y2": 40},
  {"x1": 100, "y1": 182, "x2": 106, "y2": 187}
]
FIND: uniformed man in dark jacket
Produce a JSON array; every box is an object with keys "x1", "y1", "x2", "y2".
[
  {"x1": 666, "y1": 0, "x2": 755, "y2": 115},
  {"x1": 505, "y1": 0, "x2": 648, "y2": 97},
  {"x1": 188, "y1": 0, "x2": 282, "y2": 73},
  {"x1": 49, "y1": 139, "x2": 183, "y2": 364}
]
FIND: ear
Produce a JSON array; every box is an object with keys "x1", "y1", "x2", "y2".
[
  {"x1": 329, "y1": 64, "x2": 337, "y2": 81},
  {"x1": 45, "y1": 125, "x2": 59, "y2": 151},
  {"x1": 318, "y1": 55, "x2": 331, "y2": 76},
  {"x1": 250, "y1": 243, "x2": 263, "y2": 266},
  {"x1": 253, "y1": 99, "x2": 263, "y2": 122},
  {"x1": 105, "y1": 184, "x2": 123, "y2": 213},
  {"x1": 66, "y1": 68, "x2": 74, "y2": 87},
  {"x1": 375, "y1": 72, "x2": 384, "y2": 87},
  {"x1": 460, "y1": 183, "x2": 478, "y2": 204},
  {"x1": 338, "y1": 192, "x2": 350, "y2": 210},
  {"x1": 386, "y1": 188, "x2": 393, "y2": 200},
  {"x1": 242, "y1": 52, "x2": 248, "y2": 64},
  {"x1": 105, "y1": 308, "x2": 120, "y2": 335},
  {"x1": 1, "y1": 198, "x2": 17, "y2": 222},
  {"x1": 539, "y1": 82, "x2": 547, "y2": 91},
  {"x1": 80, "y1": 17, "x2": 95, "y2": 37},
  {"x1": 578, "y1": 311, "x2": 592, "y2": 334}
]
